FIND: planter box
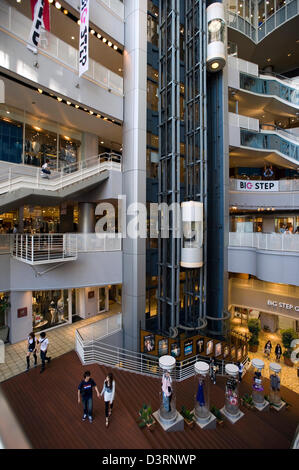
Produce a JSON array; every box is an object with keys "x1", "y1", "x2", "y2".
[
  {"x1": 284, "y1": 356, "x2": 294, "y2": 367},
  {"x1": 183, "y1": 418, "x2": 194, "y2": 428}
]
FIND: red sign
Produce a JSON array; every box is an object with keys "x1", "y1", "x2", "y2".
[
  {"x1": 88, "y1": 291, "x2": 95, "y2": 299},
  {"x1": 17, "y1": 307, "x2": 28, "y2": 318}
]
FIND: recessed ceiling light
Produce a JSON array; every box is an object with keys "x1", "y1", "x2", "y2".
[
  {"x1": 266, "y1": 58, "x2": 271, "y2": 62},
  {"x1": 77, "y1": 20, "x2": 80, "y2": 25},
  {"x1": 55, "y1": 2, "x2": 61, "y2": 9},
  {"x1": 96, "y1": 114, "x2": 101, "y2": 118},
  {"x1": 63, "y1": 9, "x2": 68, "y2": 15},
  {"x1": 66, "y1": 101, "x2": 71, "y2": 105},
  {"x1": 287, "y1": 52, "x2": 292, "y2": 57},
  {"x1": 37, "y1": 88, "x2": 43, "y2": 94},
  {"x1": 114, "y1": 45, "x2": 118, "y2": 50},
  {"x1": 97, "y1": 33, "x2": 102, "y2": 39},
  {"x1": 90, "y1": 29, "x2": 95, "y2": 35},
  {"x1": 89, "y1": 110, "x2": 94, "y2": 115},
  {"x1": 75, "y1": 104, "x2": 79, "y2": 108},
  {"x1": 100, "y1": 141, "x2": 104, "y2": 144},
  {"x1": 103, "y1": 117, "x2": 108, "y2": 120},
  {"x1": 57, "y1": 97, "x2": 62, "y2": 102},
  {"x1": 103, "y1": 38, "x2": 107, "y2": 43},
  {"x1": 108, "y1": 41, "x2": 112, "y2": 47},
  {"x1": 71, "y1": 36, "x2": 75, "y2": 40},
  {"x1": 6, "y1": 111, "x2": 10, "y2": 114}
]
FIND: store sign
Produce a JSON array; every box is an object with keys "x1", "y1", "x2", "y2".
[
  {"x1": 237, "y1": 180, "x2": 279, "y2": 192},
  {"x1": 79, "y1": 0, "x2": 89, "y2": 77},
  {"x1": 17, "y1": 307, "x2": 28, "y2": 318},
  {"x1": 267, "y1": 299, "x2": 299, "y2": 312},
  {"x1": 28, "y1": 0, "x2": 47, "y2": 50}
]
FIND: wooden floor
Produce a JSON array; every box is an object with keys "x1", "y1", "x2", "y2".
[{"x1": 1, "y1": 351, "x2": 299, "y2": 449}]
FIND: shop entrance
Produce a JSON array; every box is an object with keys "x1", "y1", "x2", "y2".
[{"x1": 99, "y1": 287, "x2": 109, "y2": 313}]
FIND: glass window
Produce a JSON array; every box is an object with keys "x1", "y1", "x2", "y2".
[
  {"x1": 0, "y1": 114, "x2": 23, "y2": 164},
  {"x1": 147, "y1": 80, "x2": 158, "y2": 112},
  {"x1": 258, "y1": 0, "x2": 265, "y2": 24},
  {"x1": 59, "y1": 135, "x2": 81, "y2": 169},
  {"x1": 25, "y1": 124, "x2": 57, "y2": 168},
  {"x1": 0, "y1": 292, "x2": 10, "y2": 328},
  {"x1": 208, "y1": 19, "x2": 225, "y2": 43},
  {"x1": 32, "y1": 289, "x2": 69, "y2": 332}
]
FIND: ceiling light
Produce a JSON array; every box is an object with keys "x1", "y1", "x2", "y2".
[
  {"x1": 90, "y1": 29, "x2": 95, "y2": 35},
  {"x1": 63, "y1": 9, "x2": 68, "y2": 15},
  {"x1": 211, "y1": 62, "x2": 219, "y2": 70},
  {"x1": 103, "y1": 38, "x2": 107, "y2": 43},
  {"x1": 48, "y1": 0, "x2": 54, "y2": 3},
  {"x1": 34, "y1": 126, "x2": 41, "y2": 131},
  {"x1": 77, "y1": 20, "x2": 80, "y2": 25},
  {"x1": 97, "y1": 33, "x2": 102, "y2": 39},
  {"x1": 64, "y1": 136, "x2": 70, "y2": 140},
  {"x1": 66, "y1": 101, "x2": 71, "y2": 105},
  {"x1": 6, "y1": 111, "x2": 10, "y2": 114},
  {"x1": 96, "y1": 114, "x2": 101, "y2": 118},
  {"x1": 75, "y1": 104, "x2": 79, "y2": 108},
  {"x1": 266, "y1": 58, "x2": 271, "y2": 62},
  {"x1": 118, "y1": 68, "x2": 122, "y2": 72},
  {"x1": 16, "y1": 0, "x2": 21, "y2": 3},
  {"x1": 89, "y1": 110, "x2": 94, "y2": 115},
  {"x1": 57, "y1": 97, "x2": 62, "y2": 102},
  {"x1": 288, "y1": 53, "x2": 292, "y2": 57},
  {"x1": 71, "y1": 36, "x2": 75, "y2": 40},
  {"x1": 108, "y1": 41, "x2": 112, "y2": 47},
  {"x1": 103, "y1": 117, "x2": 108, "y2": 120},
  {"x1": 114, "y1": 45, "x2": 118, "y2": 50},
  {"x1": 55, "y1": 2, "x2": 61, "y2": 9},
  {"x1": 37, "y1": 88, "x2": 43, "y2": 94},
  {"x1": 120, "y1": 147, "x2": 122, "y2": 151},
  {"x1": 100, "y1": 141, "x2": 104, "y2": 144}
]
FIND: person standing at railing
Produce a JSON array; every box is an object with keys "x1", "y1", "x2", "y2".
[{"x1": 100, "y1": 373, "x2": 115, "y2": 428}]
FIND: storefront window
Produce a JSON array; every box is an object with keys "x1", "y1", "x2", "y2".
[
  {"x1": 22, "y1": 206, "x2": 60, "y2": 234},
  {"x1": 0, "y1": 114, "x2": 23, "y2": 164},
  {"x1": 59, "y1": 135, "x2": 81, "y2": 169},
  {"x1": 32, "y1": 290, "x2": 69, "y2": 332},
  {"x1": 0, "y1": 292, "x2": 9, "y2": 328},
  {"x1": 24, "y1": 124, "x2": 57, "y2": 168}
]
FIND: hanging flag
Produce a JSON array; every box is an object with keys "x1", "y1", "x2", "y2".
[
  {"x1": 79, "y1": 0, "x2": 89, "y2": 77},
  {"x1": 30, "y1": 0, "x2": 50, "y2": 32},
  {"x1": 28, "y1": 0, "x2": 49, "y2": 51}
]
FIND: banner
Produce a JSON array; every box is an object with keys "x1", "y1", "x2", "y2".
[
  {"x1": 79, "y1": 0, "x2": 89, "y2": 77},
  {"x1": 30, "y1": 0, "x2": 50, "y2": 31},
  {"x1": 236, "y1": 180, "x2": 279, "y2": 192},
  {"x1": 28, "y1": 0, "x2": 49, "y2": 50}
]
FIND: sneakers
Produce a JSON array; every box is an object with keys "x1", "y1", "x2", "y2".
[
  {"x1": 88, "y1": 416, "x2": 93, "y2": 423},
  {"x1": 82, "y1": 414, "x2": 87, "y2": 421}
]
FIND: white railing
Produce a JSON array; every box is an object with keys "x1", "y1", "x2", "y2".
[
  {"x1": 229, "y1": 232, "x2": 299, "y2": 252},
  {"x1": 230, "y1": 178, "x2": 299, "y2": 192},
  {"x1": 98, "y1": 0, "x2": 124, "y2": 19},
  {"x1": 76, "y1": 319, "x2": 247, "y2": 381},
  {"x1": 0, "y1": 153, "x2": 121, "y2": 196},
  {"x1": 0, "y1": 2, "x2": 123, "y2": 96},
  {"x1": 12, "y1": 233, "x2": 77, "y2": 264},
  {"x1": 229, "y1": 112, "x2": 259, "y2": 131},
  {"x1": 76, "y1": 233, "x2": 122, "y2": 252}
]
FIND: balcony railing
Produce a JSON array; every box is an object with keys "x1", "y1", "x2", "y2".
[
  {"x1": 76, "y1": 233, "x2": 122, "y2": 252},
  {"x1": 12, "y1": 233, "x2": 77, "y2": 265},
  {"x1": 230, "y1": 178, "x2": 299, "y2": 192},
  {"x1": 229, "y1": 231, "x2": 299, "y2": 252},
  {"x1": 240, "y1": 73, "x2": 299, "y2": 107},
  {"x1": 97, "y1": 0, "x2": 124, "y2": 19},
  {"x1": 0, "y1": 2, "x2": 123, "y2": 96},
  {"x1": 240, "y1": 129, "x2": 299, "y2": 162}
]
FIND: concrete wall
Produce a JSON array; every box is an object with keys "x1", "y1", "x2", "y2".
[
  {"x1": 0, "y1": 32, "x2": 123, "y2": 121},
  {"x1": 229, "y1": 190, "x2": 299, "y2": 210},
  {"x1": 228, "y1": 246, "x2": 299, "y2": 285},
  {"x1": 1, "y1": 251, "x2": 122, "y2": 291},
  {"x1": 8, "y1": 291, "x2": 33, "y2": 344}
]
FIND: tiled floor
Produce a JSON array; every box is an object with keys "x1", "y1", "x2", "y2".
[
  {"x1": 232, "y1": 318, "x2": 299, "y2": 394},
  {"x1": 0, "y1": 303, "x2": 121, "y2": 383}
]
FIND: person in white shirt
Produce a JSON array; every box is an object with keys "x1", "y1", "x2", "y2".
[
  {"x1": 41, "y1": 158, "x2": 51, "y2": 179},
  {"x1": 38, "y1": 331, "x2": 51, "y2": 373},
  {"x1": 26, "y1": 332, "x2": 37, "y2": 371},
  {"x1": 100, "y1": 373, "x2": 115, "y2": 428}
]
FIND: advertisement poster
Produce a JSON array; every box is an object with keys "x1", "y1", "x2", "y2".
[
  {"x1": 184, "y1": 340, "x2": 193, "y2": 356},
  {"x1": 215, "y1": 343, "x2": 222, "y2": 358},
  {"x1": 196, "y1": 338, "x2": 204, "y2": 354},
  {"x1": 223, "y1": 345, "x2": 230, "y2": 358},
  {"x1": 206, "y1": 340, "x2": 213, "y2": 356},
  {"x1": 171, "y1": 342, "x2": 181, "y2": 358},
  {"x1": 144, "y1": 334, "x2": 155, "y2": 353},
  {"x1": 158, "y1": 339, "x2": 168, "y2": 356}
]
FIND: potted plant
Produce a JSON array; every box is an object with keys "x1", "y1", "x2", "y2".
[
  {"x1": 210, "y1": 405, "x2": 224, "y2": 425},
  {"x1": 281, "y1": 329, "x2": 298, "y2": 367},
  {"x1": 241, "y1": 393, "x2": 255, "y2": 410},
  {"x1": 248, "y1": 319, "x2": 261, "y2": 352},
  {"x1": 137, "y1": 404, "x2": 156, "y2": 430},
  {"x1": 180, "y1": 406, "x2": 195, "y2": 427}
]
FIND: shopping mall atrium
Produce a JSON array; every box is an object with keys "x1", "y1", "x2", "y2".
[{"x1": 0, "y1": 0, "x2": 298, "y2": 451}]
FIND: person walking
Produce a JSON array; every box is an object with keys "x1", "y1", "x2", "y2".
[
  {"x1": 209, "y1": 357, "x2": 217, "y2": 385},
  {"x1": 26, "y1": 332, "x2": 37, "y2": 371},
  {"x1": 275, "y1": 343, "x2": 282, "y2": 362},
  {"x1": 100, "y1": 373, "x2": 115, "y2": 428},
  {"x1": 38, "y1": 331, "x2": 51, "y2": 373},
  {"x1": 78, "y1": 371, "x2": 100, "y2": 423},
  {"x1": 264, "y1": 340, "x2": 272, "y2": 359},
  {"x1": 237, "y1": 361, "x2": 244, "y2": 382}
]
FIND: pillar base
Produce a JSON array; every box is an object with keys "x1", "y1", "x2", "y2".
[
  {"x1": 220, "y1": 407, "x2": 244, "y2": 424},
  {"x1": 153, "y1": 410, "x2": 184, "y2": 432},
  {"x1": 270, "y1": 400, "x2": 286, "y2": 412},
  {"x1": 254, "y1": 400, "x2": 270, "y2": 411},
  {"x1": 192, "y1": 410, "x2": 217, "y2": 430}
]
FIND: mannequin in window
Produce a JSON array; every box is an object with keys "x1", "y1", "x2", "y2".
[{"x1": 161, "y1": 371, "x2": 172, "y2": 412}]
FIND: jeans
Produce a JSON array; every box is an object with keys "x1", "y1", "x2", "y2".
[
  {"x1": 82, "y1": 397, "x2": 93, "y2": 418},
  {"x1": 105, "y1": 401, "x2": 113, "y2": 418},
  {"x1": 40, "y1": 350, "x2": 50, "y2": 370}
]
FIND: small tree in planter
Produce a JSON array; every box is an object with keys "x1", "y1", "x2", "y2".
[
  {"x1": 281, "y1": 329, "x2": 298, "y2": 367},
  {"x1": 180, "y1": 406, "x2": 195, "y2": 427},
  {"x1": 137, "y1": 404, "x2": 155, "y2": 430},
  {"x1": 248, "y1": 319, "x2": 261, "y2": 352}
]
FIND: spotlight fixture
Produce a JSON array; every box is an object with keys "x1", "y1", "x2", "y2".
[
  {"x1": 96, "y1": 114, "x2": 101, "y2": 118},
  {"x1": 100, "y1": 141, "x2": 104, "y2": 144},
  {"x1": 55, "y1": 2, "x2": 61, "y2": 9},
  {"x1": 103, "y1": 38, "x2": 107, "y2": 43},
  {"x1": 114, "y1": 45, "x2": 118, "y2": 50},
  {"x1": 90, "y1": 30, "x2": 95, "y2": 35},
  {"x1": 89, "y1": 110, "x2": 94, "y2": 115},
  {"x1": 37, "y1": 88, "x2": 43, "y2": 94},
  {"x1": 211, "y1": 62, "x2": 220, "y2": 70},
  {"x1": 48, "y1": 0, "x2": 54, "y2": 3},
  {"x1": 57, "y1": 97, "x2": 62, "y2": 102},
  {"x1": 108, "y1": 41, "x2": 112, "y2": 47},
  {"x1": 77, "y1": 19, "x2": 80, "y2": 25},
  {"x1": 63, "y1": 9, "x2": 68, "y2": 15},
  {"x1": 66, "y1": 101, "x2": 71, "y2": 105},
  {"x1": 97, "y1": 33, "x2": 102, "y2": 39},
  {"x1": 75, "y1": 104, "x2": 80, "y2": 109}
]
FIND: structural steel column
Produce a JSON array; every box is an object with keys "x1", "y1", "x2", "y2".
[
  {"x1": 122, "y1": 0, "x2": 147, "y2": 350},
  {"x1": 78, "y1": 203, "x2": 95, "y2": 233}
]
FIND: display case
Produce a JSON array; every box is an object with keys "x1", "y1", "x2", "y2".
[
  {"x1": 158, "y1": 355, "x2": 177, "y2": 424},
  {"x1": 194, "y1": 361, "x2": 210, "y2": 423},
  {"x1": 224, "y1": 364, "x2": 239, "y2": 416},
  {"x1": 251, "y1": 358, "x2": 267, "y2": 409},
  {"x1": 269, "y1": 362, "x2": 282, "y2": 406}
]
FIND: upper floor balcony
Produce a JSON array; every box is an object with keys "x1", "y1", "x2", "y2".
[
  {"x1": 0, "y1": 1, "x2": 123, "y2": 120},
  {"x1": 227, "y1": 0, "x2": 299, "y2": 43},
  {"x1": 228, "y1": 231, "x2": 299, "y2": 285},
  {"x1": 229, "y1": 177, "x2": 299, "y2": 209}
]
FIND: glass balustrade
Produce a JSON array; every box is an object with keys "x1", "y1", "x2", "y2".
[
  {"x1": 240, "y1": 129, "x2": 299, "y2": 162},
  {"x1": 240, "y1": 73, "x2": 299, "y2": 106}
]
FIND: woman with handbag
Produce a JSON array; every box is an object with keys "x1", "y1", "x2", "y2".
[{"x1": 100, "y1": 373, "x2": 115, "y2": 428}]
